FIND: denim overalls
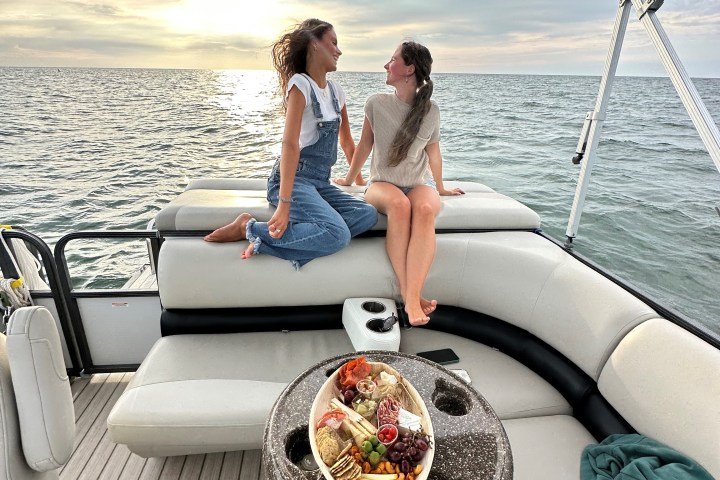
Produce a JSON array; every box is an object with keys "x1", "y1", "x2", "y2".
[{"x1": 245, "y1": 78, "x2": 377, "y2": 268}]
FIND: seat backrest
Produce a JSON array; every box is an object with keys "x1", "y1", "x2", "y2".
[
  {"x1": 598, "y1": 318, "x2": 720, "y2": 478},
  {"x1": 4, "y1": 306, "x2": 74, "y2": 475}
]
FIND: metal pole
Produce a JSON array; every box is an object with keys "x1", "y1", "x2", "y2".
[
  {"x1": 565, "y1": 1, "x2": 633, "y2": 243},
  {"x1": 631, "y1": 0, "x2": 720, "y2": 174}
]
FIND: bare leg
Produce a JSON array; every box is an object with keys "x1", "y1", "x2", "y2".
[
  {"x1": 203, "y1": 213, "x2": 252, "y2": 243},
  {"x1": 404, "y1": 186, "x2": 441, "y2": 326},
  {"x1": 354, "y1": 173, "x2": 367, "y2": 186},
  {"x1": 365, "y1": 182, "x2": 411, "y2": 303}
]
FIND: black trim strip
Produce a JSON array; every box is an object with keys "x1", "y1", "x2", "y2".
[
  {"x1": 156, "y1": 227, "x2": 539, "y2": 239},
  {"x1": 161, "y1": 305, "x2": 343, "y2": 336},
  {"x1": 71, "y1": 290, "x2": 158, "y2": 298},
  {"x1": 89, "y1": 364, "x2": 140, "y2": 373},
  {"x1": 427, "y1": 306, "x2": 634, "y2": 440},
  {"x1": 159, "y1": 303, "x2": 634, "y2": 440}
]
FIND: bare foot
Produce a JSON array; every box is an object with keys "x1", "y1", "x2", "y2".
[
  {"x1": 241, "y1": 242, "x2": 256, "y2": 260},
  {"x1": 204, "y1": 213, "x2": 252, "y2": 242},
  {"x1": 405, "y1": 302, "x2": 430, "y2": 326},
  {"x1": 421, "y1": 297, "x2": 438, "y2": 315}
]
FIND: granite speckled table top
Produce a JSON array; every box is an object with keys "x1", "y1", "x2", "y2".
[{"x1": 262, "y1": 351, "x2": 513, "y2": 480}]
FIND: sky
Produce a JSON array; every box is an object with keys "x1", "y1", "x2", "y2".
[{"x1": 1, "y1": 0, "x2": 719, "y2": 77}]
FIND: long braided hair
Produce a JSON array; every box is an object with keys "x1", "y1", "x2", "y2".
[
  {"x1": 387, "y1": 41, "x2": 434, "y2": 167},
  {"x1": 271, "y1": 19, "x2": 334, "y2": 110}
]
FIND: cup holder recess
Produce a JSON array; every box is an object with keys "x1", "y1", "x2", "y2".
[
  {"x1": 366, "y1": 314, "x2": 397, "y2": 333},
  {"x1": 431, "y1": 378, "x2": 472, "y2": 416},
  {"x1": 361, "y1": 301, "x2": 386, "y2": 314},
  {"x1": 285, "y1": 425, "x2": 318, "y2": 471}
]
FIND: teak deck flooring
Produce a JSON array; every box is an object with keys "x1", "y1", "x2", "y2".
[{"x1": 64, "y1": 373, "x2": 266, "y2": 480}]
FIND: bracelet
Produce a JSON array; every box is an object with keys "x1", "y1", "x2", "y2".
[{"x1": 279, "y1": 196, "x2": 293, "y2": 203}]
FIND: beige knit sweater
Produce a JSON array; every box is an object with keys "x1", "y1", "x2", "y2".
[{"x1": 365, "y1": 93, "x2": 440, "y2": 188}]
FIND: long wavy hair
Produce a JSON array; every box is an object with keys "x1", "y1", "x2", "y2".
[
  {"x1": 387, "y1": 41, "x2": 434, "y2": 167},
  {"x1": 271, "y1": 19, "x2": 334, "y2": 110}
]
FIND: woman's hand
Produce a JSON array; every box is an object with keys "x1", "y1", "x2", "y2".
[
  {"x1": 333, "y1": 177, "x2": 353, "y2": 186},
  {"x1": 438, "y1": 187, "x2": 465, "y2": 196},
  {"x1": 268, "y1": 204, "x2": 290, "y2": 238}
]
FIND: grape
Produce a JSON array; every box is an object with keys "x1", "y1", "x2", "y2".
[
  {"x1": 412, "y1": 450, "x2": 424, "y2": 463},
  {"x1": 415, "y1": 438, "x2": 429, "y2": 451},
  {"x1": 388, "y1": 450, "x2": 402, "y2": 463},
  {"x1": 393, "y1": 442, "x2": 407, "y2": 452},
  {"x1": 343, "y1": 390, "x2": 354, "y2": 404},
  {"x1": 406, "y1": 446, "x2": 417, "y2": 457},
  {"x1": 401, "y1": 459, "x2": 411, "y2": 473}
]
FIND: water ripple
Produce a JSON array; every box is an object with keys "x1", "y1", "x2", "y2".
[{"x1": 0, "y1": 67, "x2": 718, "y2": 336}]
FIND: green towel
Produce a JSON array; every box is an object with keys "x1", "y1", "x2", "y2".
[{"x1": 581, "y1": 434, "x2": 714, "y2": 480}]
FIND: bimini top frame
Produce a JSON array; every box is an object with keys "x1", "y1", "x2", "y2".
[{"x1": 566, "y1": 0, "x2": 720, "y2": 244}]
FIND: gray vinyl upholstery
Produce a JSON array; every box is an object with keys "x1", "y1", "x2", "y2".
[
  {"x1": 6, "y1": 307, "x2": 74, "y2": 473},
  {"x1": 108, "y1": 330, "x2": 356, "y2": 457},
  {"x1": 108, "y1": 180, "x2": 719, "y2": 479},
  {"x1": 0, "y1": 306, "x2": 75, "y2": 480},
  {"x1": 153, "y1": 178, "x2": 540, "y2": 231},
  {"x1": 599, "y1": 319, "x2": 720, "y2": 479}
]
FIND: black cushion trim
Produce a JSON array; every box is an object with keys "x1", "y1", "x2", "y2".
[
  {"x1": 161, "y1": 305, "x2": 343, "y2": 336},
  {"x1": 159, "y1": 303, "x2": 634, "y2": 439},
  {"x1": 426, "y1": 306, "x2": 634, "y2": 439}
]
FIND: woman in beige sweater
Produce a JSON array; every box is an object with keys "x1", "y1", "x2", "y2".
[{"x1": 336, "y1": 41, "x2": 464, "y2": 325}]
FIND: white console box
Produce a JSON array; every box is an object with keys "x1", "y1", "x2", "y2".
[{"x1": 342, "y1": 298, "x2": 400, "y2": 352}]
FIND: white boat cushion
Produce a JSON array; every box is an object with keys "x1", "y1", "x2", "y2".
[
  {"x1": 430, "y1": 232, "x2": 658, "y2": 380},
  {"x1": 502, "y1": 415, "x2": 596, "y2": 480},
  {"x1": 598, "y1": 319, "x2": 720, "y2": 479},
  {"x1": 400, "y1": 328, "x2": 570, "y2": 419},
  {"x1": 108, "y1": 325, "x2": 573, "y2": 458},
  {"x1": 153, "y1": 178, "x2": 540, "y2": 231},
  {"x1": 0, "y1": 333, "x2": 59, "y2": 480},
  {"x1": 6, "y1": 306, "x2": 74, "y2": 473},
  {"x1": 158, "y1": 236, "x2": 396, "y2": 309},
  {"x1": 107, "y1": 329, "x2": 356, "y2": 457}
]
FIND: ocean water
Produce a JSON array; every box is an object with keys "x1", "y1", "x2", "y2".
[{"x1": 0, "y1": 67, "x2": 718, "y2": 337}]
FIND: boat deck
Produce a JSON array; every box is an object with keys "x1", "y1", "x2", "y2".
[
  {"x1": 65, "y1": 373, "x2": 266, "y2": 480},
  {"x1": 122, "y1": 264, "x2": 158, "y2": 290}
]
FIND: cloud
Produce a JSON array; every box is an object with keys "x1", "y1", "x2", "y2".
[{"x1": 0, "y1": 0, "x2": 717, "y2": 76}]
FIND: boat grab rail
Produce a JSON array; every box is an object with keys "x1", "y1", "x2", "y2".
[
  {"x1": 0, "y1": 228, "x2": 83, "y2": 375},
  {"x1": 54, "y1": 230, "x2": 160, "y2": 372}
]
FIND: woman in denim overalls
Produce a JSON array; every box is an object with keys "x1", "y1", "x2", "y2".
[{"x1": 205, "y1": 19, "x2": 377, "y2": 268}]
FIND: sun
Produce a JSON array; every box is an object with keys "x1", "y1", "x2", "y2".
[{"x1": 158, "y1": 0, "x2": 285, "y2": 38}]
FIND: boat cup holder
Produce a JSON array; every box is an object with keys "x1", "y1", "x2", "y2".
[
  {"x1": 285, "y1": 425, "x2": 318, "y2": 472},
  {"x1": 361, "y1": 301, "x2": 386, "y2": 314},
  {"x1": 366, "y1": 314, "x2": 398, "y2": 333},
  {"x1": 431, "y1": 378, "x2": 472, "y2": 416},
  {"x1": 342, "y1": 298, "x2": 400, "y2": 352}
]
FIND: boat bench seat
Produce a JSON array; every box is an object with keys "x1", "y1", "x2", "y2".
[
  {"x1": 108, "y1": 225, "x2": 719, "y2": 479},
  {"x1": 153, "y1": 178, "x2": 541, "y2": 231},
  {"x1": 107, "y1": 330, "x2": 356, "y2": 458}
]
